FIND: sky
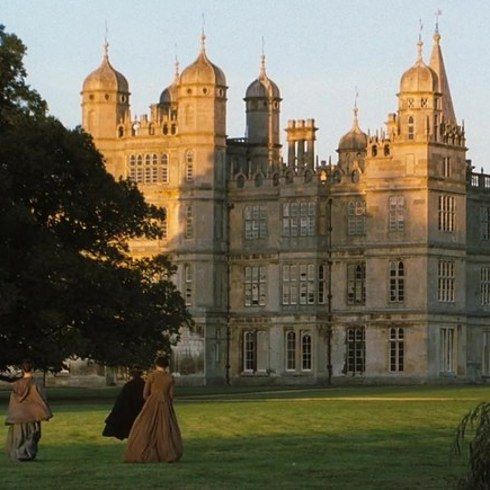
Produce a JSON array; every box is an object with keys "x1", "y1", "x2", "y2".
[{"x1": 3, "y1": 0, "x2": 490, "y2": 170}]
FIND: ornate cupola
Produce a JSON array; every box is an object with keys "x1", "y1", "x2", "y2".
[
  {"x1": 177, "y1": 33, "x2": 227, "y2": 137},
  {"x1": 158, "y1": 57, "x2": 180, "y2": 119},
  {"x1": 81, "y1": 41, "x2": 130, "y2": 140},
  {"x1": 338, "y1": 106, "x2": 367, "y2": 155},
  {"x1": 397, "y1": 37, "x2": 440, "y2": 143}
]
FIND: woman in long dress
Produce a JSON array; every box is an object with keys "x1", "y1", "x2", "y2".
[
  {"x1": 102, "y1": 367, "x2": 145, "y2": 440},
  {"x1": 1, "y1": 360, "x2": 53, "y2": 462},
  {"x1": 124, "y1": 357, "x2": 183, "y2": 463}
]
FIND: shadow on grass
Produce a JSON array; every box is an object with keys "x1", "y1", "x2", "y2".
[
  {"x1": 0, "y1": 429, "x2": 464, "y2": 490},
  {"x1": 1, "y1": 383, "x2": 489, "y2": 405}
]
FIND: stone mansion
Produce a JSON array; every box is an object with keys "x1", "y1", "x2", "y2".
[{"x1": 80, "y1": 28, "x2": 490, "y2": 385}]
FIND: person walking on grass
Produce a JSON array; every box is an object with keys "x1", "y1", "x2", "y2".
[
  {"x1": 124, "y1": 357, "x2": 183, "y2": 463},
  {"x1": 0, "y1": 360, "x2": 53, "y2": 462},
  {"x1": 102, "y1": 366, "x2": 145, "y2": 440}
]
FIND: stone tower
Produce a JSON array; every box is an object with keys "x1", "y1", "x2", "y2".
[
  {"x1": 244, "y1": 55, "x2": 281, "y2": 169},
  {"x1": 363, "y1": 29, "x2": 467, "y2": 378},
  {"x1": 81, "y1": 42, "x2": 130, "y2": 175},
  {"x1": 174, "y1": 33, "x2": 229, "y2": 383}
]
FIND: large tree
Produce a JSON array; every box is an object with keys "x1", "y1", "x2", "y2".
[{"x1": 0, "y1": 25, "x2": 190, "y2": 371}]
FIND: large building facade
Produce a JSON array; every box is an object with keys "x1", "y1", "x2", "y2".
[{"x1": 81, "y1": 30, "x2": 490, "y2": 385}]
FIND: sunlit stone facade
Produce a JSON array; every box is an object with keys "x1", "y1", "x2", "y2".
[{"x1": 81, "y1": 31, "x2": 490, "y2": 385}]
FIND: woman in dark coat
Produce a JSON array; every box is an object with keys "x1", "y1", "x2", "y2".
[
  {"x1": 124, "y1": 357, "x2": 183, "y2": 463},
  {"x1": 102, "y1": 367, "x2": 145, "y2": 440},
  {"x1": 0, "y1": 360, "x2": 53, "y2": 462}
]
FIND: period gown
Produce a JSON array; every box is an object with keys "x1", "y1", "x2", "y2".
[
  {"x1": 1, "y1": 375, "x2": 53, "y2": 461},
  {"x1": 124, "y1": 371, "x2": 183, "y2": 463},
  {"x1": 102, "y1": 376, "x2": 145, "y2": 440}
]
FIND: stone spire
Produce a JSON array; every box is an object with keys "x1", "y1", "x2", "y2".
[{"x1": 429, "y1": 24, "x2": 456, "y2": 124}]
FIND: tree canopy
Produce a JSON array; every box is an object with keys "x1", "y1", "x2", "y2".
[{"x1": 0, "y1": 25, "x2": 190, "y2": 371}]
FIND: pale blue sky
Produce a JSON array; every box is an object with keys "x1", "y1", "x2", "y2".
[{"x1": 3, "y1": 0, "x2": 490, "y2": 169}]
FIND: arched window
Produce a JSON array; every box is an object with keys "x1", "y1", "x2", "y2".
[
  {"x1": 171, "y1": 124, "x2": 177, "y2": 135},
  {"x1": 384, "y1": 144, "x2": 390, "y2": 156},
  {"x1": 347, "y1": 199, "x2": 366, "y2": 236},
  {"x1": 408, "y1": 116, "x2": 414, "y2": 140},
  {"x1": 389, "y1": 260, "x2": 405, "y2": 302},
  {"x1": 286, "y1": 331, "x2": 296, "y2": 371},
  {"x1": 136, "y1": 155, "x2": 143, "y2": 183},
  {"x1": 184, "y1": 204, "x2": 193, "y2": 239},
  {"x1": 128, "y1": 155, "x2": 136, "y2": 181},
  {"x1": 148, "y1": 123, "x2": 155, "y2": 135},
  {"x1": 118, "y1": 126, "x2": 124, "y2": 138},
  {"x1": 371, "y1": 145, "x2": 378, "y2": 157},
  {"x1": 163, "y1": 124, "x2": 168, "y2": 135},
  {"x1": 144, "y1": 154, "x2": 152, "y2": 183},
  {"x1": 301, "y1": 332, "x2": 312, "y2": 371},
  {"x1": 161, "y1": 154, "x2": 169, "y2": 183},
  {"x1": 186, "y1": 151, "x2": 194, "y2": 182}
]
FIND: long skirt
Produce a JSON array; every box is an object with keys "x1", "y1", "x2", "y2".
[
  {"x1": 6, "y1": 421, "x2": 41, "y2": 462},
  {"x1": 124, "y1": 397, "x2": 183, "y2": 463}
]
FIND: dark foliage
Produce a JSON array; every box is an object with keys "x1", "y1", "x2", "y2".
[
  {"x1": 0, "y1": 25, "x2": 190, "y2": 371},
  {"x1": 451, "y1": 402, "x2": 490, "y2": 489}
]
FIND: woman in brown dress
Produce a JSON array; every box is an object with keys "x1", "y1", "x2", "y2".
[
  {"x1": 124, "y1": 357, "x2": 183, "y2": 463},
  {"x1": 1, "y1": 360, "x2": 53, "y2": 462}
]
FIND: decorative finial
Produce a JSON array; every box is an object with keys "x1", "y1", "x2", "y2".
[
  {"x1": 174, "y1": 43, "x2": 180, "y2": 80},
  {"x1": 200, "y1": 13, "x2": 206, "y2": 53},
  {"x1": 434, "y1": 9, "x2": 442, "y2": 44},
  {"x1": 103, "y1": 20, "x2": 109, "y2": 59},
  {"x1": 417, "y1": 18, "x2": 424, "y2": 62},
  {"x1": 350, "y1": 86, "x2": 361, "y2": 131},
  {"x1": 435, "y1": 9, "x2": 442, "y2": 33},
  {"x1": 260, "y1": 36, "x2": 266, "y2": 76}
]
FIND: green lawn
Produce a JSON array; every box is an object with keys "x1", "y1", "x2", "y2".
[{"x1": 0, "y1": 384, "x2": 488, "y2": 489}]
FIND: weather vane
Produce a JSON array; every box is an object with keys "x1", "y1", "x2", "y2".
[
  {"x1": 104, "y1": 20, "x2": 109, "y2": 56},
  {"x1": 174, "y1": 43, "x2": 179, "y2": 78},
  {"x1": 435, "y1": 9, "x2": 442, "y2": 33}
]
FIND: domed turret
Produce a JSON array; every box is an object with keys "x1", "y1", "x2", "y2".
[
  {"x1": 244, "y1": 55, "x2": 281, "y2": 153},
  {"x1": 81, "y1": 42, "x2": 130, "y2": 141},
  {"x1": 399, "y1": 41, "x2": 438, "y2": 94},
  {"x1": 159, "y1": 59, "x2": 179, "y2": 106},
  {"x1": 338, "y1": 107, "x2": 367, "y2": 153},
  {"x1": 180, "y1": 34, "x2": 226, "y2": 87},
  {"x1": 176, "y1": 33, "x2": 227, "y2": 138},
  {"x1": 245, "y1": 56, "x2": 280, "y2": 99},
  {"x1": 83, "y1": 44, "x2": 129, "y2": 93}
]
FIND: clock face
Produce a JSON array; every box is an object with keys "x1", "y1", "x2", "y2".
[{"x1": 352, "y1": 170, "x2": 360, "y2": 183}]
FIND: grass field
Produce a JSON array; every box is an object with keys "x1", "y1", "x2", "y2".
[{"x1": 0, "y1": 384, "x2": 488, "y2": 489}]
